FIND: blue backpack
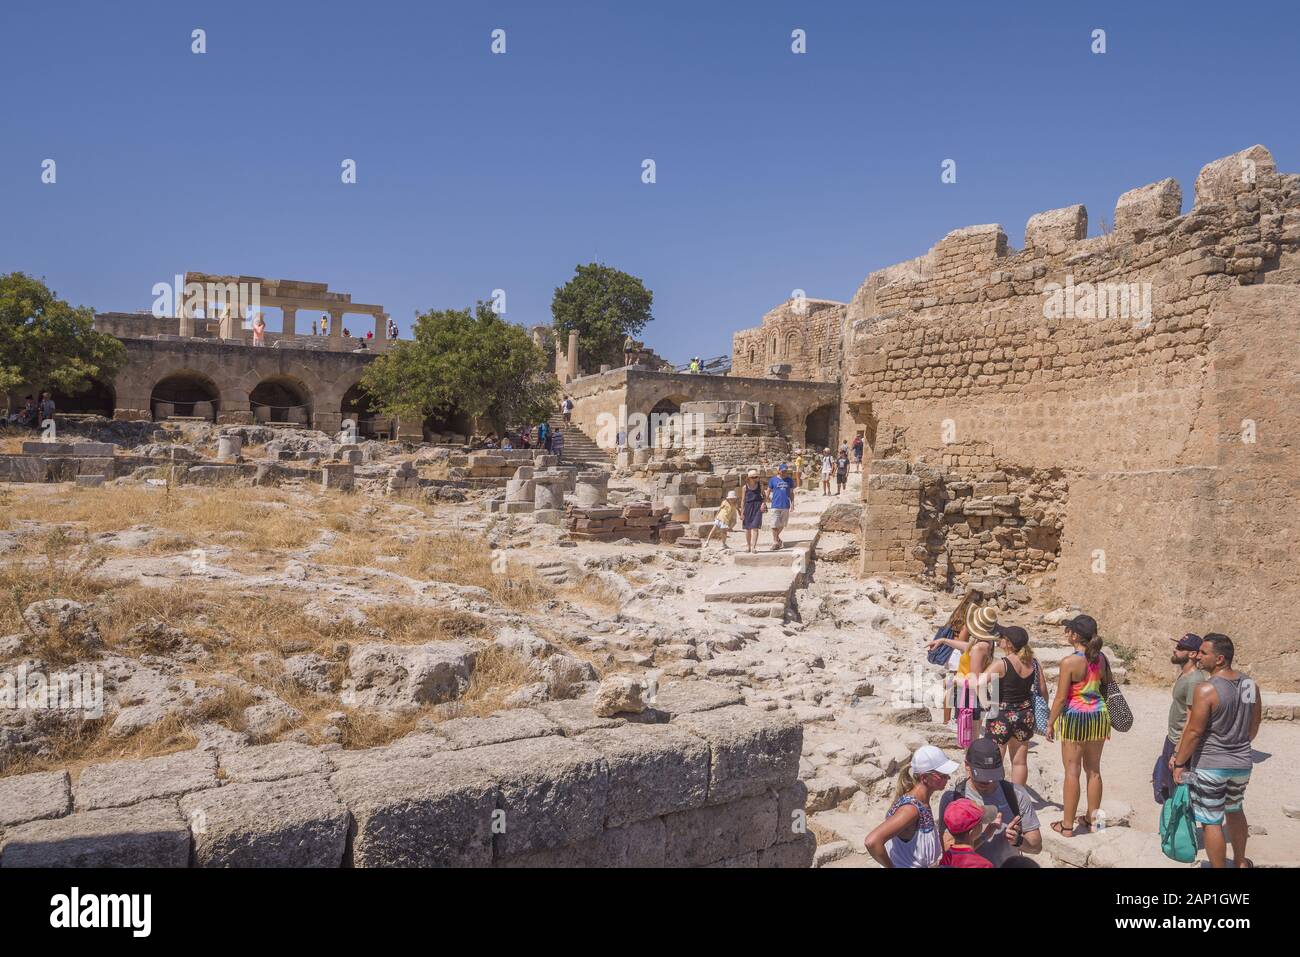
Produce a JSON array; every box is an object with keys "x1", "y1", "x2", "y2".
[
  {"x1": 926, "y1": 625, "x2": 955, "y2": 666},
  {"x1": 1160, "y1": 783, "x2": 1199, "y2": 863}
]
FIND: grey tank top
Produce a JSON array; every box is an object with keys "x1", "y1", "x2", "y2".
[{"x1": 1195, "y1": 675, "x2": 1255, "y2": 770}]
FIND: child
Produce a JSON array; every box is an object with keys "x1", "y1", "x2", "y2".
[
  {"x1": 939, "y1": 799, "x2": 995, "y2": 868},
  {"x1": 704, "y1": 490, "x2": 739, "y2": 550}
]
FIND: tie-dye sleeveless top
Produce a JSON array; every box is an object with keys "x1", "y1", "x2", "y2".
[{"x1": 1055, "y1": 652, "x2": 1111, "y2": 741}]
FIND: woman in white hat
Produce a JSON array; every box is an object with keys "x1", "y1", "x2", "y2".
[
  {"x1": 864, "y1": 745, "x2": 960, "y2": 868},
  {"x1": 930, "y1": 605, "x2": 999, "y2": 742}
]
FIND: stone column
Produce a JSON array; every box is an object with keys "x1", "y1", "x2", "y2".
[
  {"x1": 281, "y1": 306, "x2": 297, "y2": 339},
  {"x1": 329, "y1": 308, "x2": 345, "y2": 352},
  {"x1": 217, "y1": 435, "x2": 243, "y2": 461},
  {"x1": 566, "y1": 331, "x2": 579, "y2": 379},
  {"x1": 574, "y1": 471, "x2": 608, "y2": 508},
  {"x1": 374, "y1": 312, "x2": 388, "y2": 352}
]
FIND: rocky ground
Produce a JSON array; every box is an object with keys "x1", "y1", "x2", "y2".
[{"x1": 2, "y1": 426, "x2": 1297, "y2": 868}]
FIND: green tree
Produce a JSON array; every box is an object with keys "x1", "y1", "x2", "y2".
[
  {"x1": 0, "y1": 272, "x2": 125, "y2": 404},
  {"x1": 550, "y1": 263, "x2": 653, "y2": 370},
  {"x1": 360, "y1": 301, "x2": 558, "y2": 435}
]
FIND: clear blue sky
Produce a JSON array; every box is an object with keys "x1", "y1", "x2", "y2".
[{"x1": 2, "y1": 0, "x2": 1297, "y2": 360}]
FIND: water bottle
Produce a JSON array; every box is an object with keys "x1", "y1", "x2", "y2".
[{"x1": 1093, "y1": 809, "x2": 1107, "y2": 833}]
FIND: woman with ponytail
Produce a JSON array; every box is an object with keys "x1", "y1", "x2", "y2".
[
  {"x1": 864, "y1": 745, "x2": 958, "y2": 868},
  {"x1": 982, "y1": 625, "x2": 1046, "y2": 785},
  {"x1": 1046, "y1": 614, "x2": 1110, "y2": 836}
]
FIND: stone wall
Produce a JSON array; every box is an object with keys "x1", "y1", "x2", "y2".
[
  {"x1": 839, "y1": 144, "x2": 1300, "y2": 686},
  {"x1": 731, "y1": 299, "x2": 847, "y2": 381},
  {"x1": 0, "y1": 683, "x2": 813, "y2": 868}
]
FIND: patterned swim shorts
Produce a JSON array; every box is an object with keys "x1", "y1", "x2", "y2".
[
  {"x1": 1188, "y1": 767, "x2": 1251, "y2": 825},
  {"x1": 987, "y1": 703, "x2": 1035, "y2": 744}
]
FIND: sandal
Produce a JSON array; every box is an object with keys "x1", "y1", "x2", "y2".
[
  {"x1": 1075, "y1": 816, "x2": 1093, "y2": 834},
  {"x1": 1051, "y1": 820, "x2": 1074, "y2": 838}
]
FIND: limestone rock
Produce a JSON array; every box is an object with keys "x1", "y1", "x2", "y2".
[
  {"x1": 21, "y1": 599, "x2": 102, "y2": 652},
  {"x1": 594, "y1": 675, "x2": 648, "y2": 717},
  {"x1": 342, "y1": 640, "x2": 480, "y2": 712}
]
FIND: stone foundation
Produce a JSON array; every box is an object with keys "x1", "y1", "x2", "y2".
[{"x1": 0, "y1": 684, "x2": 811, "y2": 868}]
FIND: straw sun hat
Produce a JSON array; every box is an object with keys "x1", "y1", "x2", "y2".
[{"x1": 965, "y1": 606, "x2": 999, "y2": 641}]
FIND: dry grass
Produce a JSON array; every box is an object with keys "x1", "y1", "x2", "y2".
[
  {"x1": 4, "y1": 484, "x2": 360, "y2": 552},
  {"x1": 0, "y1": 714, "x2": 198, "y2": 779},
  {"x1": 562, "y1": 572, "x2": 625, "y2": 611},
  {"x1": 0, "y1": 530, "x2": 118, "y2": 647},
  {"x1": 0, "y1": 426, "x2": 30, "y2": 455}
]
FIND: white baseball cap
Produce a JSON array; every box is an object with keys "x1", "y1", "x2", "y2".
[{"x1": 910, "y1": 744, "x2": 959, "y2": 776}]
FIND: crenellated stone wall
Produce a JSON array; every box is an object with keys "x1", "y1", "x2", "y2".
[
  {"x1": 835, "y1": 144, "x2": 1300, "y2": 687},
  {"x1": 0, "y1": 682, "x2": 813, "y2": 868}
]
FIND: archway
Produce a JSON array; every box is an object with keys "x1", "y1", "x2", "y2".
[
  {"x1": 340, "y1": 382, "x2": 385, "y2": 438},
  {"x1": 647, "y1": 396, "x2": 688, "y2": 448},
  {"x1": 804, "y1": 403, "x2": 836, "y2": 452},
  {"x1": 51, "y1": 380, "x2": 116, "y2": 418},
  {"x1": 151, "y1": 371, "x2": 220, "y2": 421},
  {"x1": 249, "y1": 376, "x2": 313, "y2": 425}
]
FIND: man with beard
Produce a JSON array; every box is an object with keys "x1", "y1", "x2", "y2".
[{"x1": 1153, "y1": 633, "x2": 1207, "y2": 803}]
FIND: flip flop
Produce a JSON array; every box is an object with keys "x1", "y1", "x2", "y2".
[{"x1": 1050, "y1": 820, "x2": 1074, "y2": 838}]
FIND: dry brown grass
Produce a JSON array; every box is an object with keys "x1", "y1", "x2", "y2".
[
  {"x1": 4, "y1": 484, "x2": 360, "y2": 553},
  {"x1": 0, "y1": 714, "x2": 198, "y2": 779},
  {"x1": 0, "y1": 426, "x2": 30, "y2": 455},
  {"x1": 562, "y1": 572, "x2": 625, "y2": 612},
  {"x1": 0, "y1": 530, "x2": 118, "y2": 645}
]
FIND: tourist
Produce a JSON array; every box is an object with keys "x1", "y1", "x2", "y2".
[
  {"x1": 551, "y1": 428, "x2": 564, "y2": 462},
  {"x1": 366, "y1": 330, "x2": 373, "y2": 340},
  {"x1": 703, "y1": 490, "x2": 738, "y2": 550},
  {"x1": 767, "y1": 462, "x2": 795, "y2": 550},
  {"x1": 835, "y1": 446, "x2": 849, "y2": 494},
  {"x1": 343, "y1": 327, "x2": 351, "y2": 339},
  {"x1": 16, "y1": 395, "x2": 37, "y2": 429},
  {"x1": 561, "y1": 395, "x2": 573, "y2": 424},
  {"x1": 321, "y1": 314, "x2": 329, "y2": 336},
  {"x1": 623, "y1": 335, "x2": 635, "y2": 367},
  {"x1": 939, "y1": 799, "x2": 995, "y2": 868},
  {"x1": 982, "y1": 625, "x2": 1047, "y2": 786},
  {"x1": 252, "y1": 315, "x2": 266, "y2": 346},
  {"x1": 38, "y1": 392, "x2": 55, "y2": 426},
  {"x1": 518, "y1": 426, "x2": 531, "y2": 449},
  {"x1": 310, "y1": 319, "x2": 318, "y2": 336},
  {"x1": 1154, "y1": 633, "x2": 1207, "y2": 803},
  {"x1": 863, "y1": 745, "x2": 958, "y2": 868},
  {"x1": 935, "y1": 590, "x2": 983, "y2": 725},
  {"x1": 740, "y1": 469, "x2": 766, "y2": 553},
  {"x1": 500, "y1": 436, "x2": 514, "y2": 451},
  {"x1": 538, "y1": 419, "x2": 551, "y2": 452},
  {"x1": 929, "y1": 605, "x2": 998, "y2": 742},
  {"x1": 792, "y1": 448, "x2": 805, "y2": 489},
  {"x1": 483, "y1": 431, "x2": 498, "y2": 448},
  {"x1": 1045, "y1": 613, "x2": 1109, "y2": 837},
  {"x1": 1173, "y1": 633, "x2": 1262, "y2": 868},
  {"x1": 937, "y1": 737, "x2": 1042, "y2": 866},
  {"x1": 852, "y1": 433, "x2": 864, "y2": 472},
  {"x1": 819, "y1": 447, "x2": 833, "y2": 495}
]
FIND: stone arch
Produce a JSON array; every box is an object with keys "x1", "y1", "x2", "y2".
[
  {"x1": 804, "y1": 403, "x2": 837, "y2": 452},
  {"x1": 51, "y1": 379, "x2": 116, "y2": 417},
  {"x1": 785, "y1": 331, "x2": 800, "y2": 357},
  {"x1": 150, "y1": 369, "x2": 221, "y2": 421},
  {"x1": 249, "y1": 374, "x2": 313, "y2": 425}
]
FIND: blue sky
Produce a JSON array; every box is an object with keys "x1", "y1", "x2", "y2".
[{"x1": 2, "y1": 0, "x2": 1297, "y2": 360}]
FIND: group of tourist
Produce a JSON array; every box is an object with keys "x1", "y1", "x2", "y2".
[
  {"x1": 4, "y1": 393, "x2": 54, "y2": 429},
  {"x1": 703, "y1": 461, "x2": 798, "y2": 553},
  {"x1": 862, "y1": 601, "x2": 1262, "y2": 868},
  {"x1": 482, "y1": 421, "x2": 565, "y2": 460}
]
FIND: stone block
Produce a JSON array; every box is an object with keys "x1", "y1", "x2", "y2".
[
  {"x1": 1195, "y1": 145, "x2": 1275, "y2": 207},
  {"x1": 22, "y1": 441, "x2": 70, "y2": 455},
  {"x1": 70, "y1": 442, "x2": 115, "y2": 457},
  {"x1": 218, "y1": 742, "x2": 332, "y2": 783},
  {"x1": 436, "y1": 709, "x2": 560, "y2": 751},
  {"x1": 468, "y1": 736, "x2": 609, "y2": 859},
  {"x1": 649, "y1": 679, "x2": 744, "y2": 717},
  {"x1": 180, "y1": 773, "x2": 348, "y2": 867},
  {"x1": 662, "y1": 790, "x2": 778, "y2": 867},
  {"x1": 496, "y1": 817, "x2": 665, "y2": 868},
  {"x1": 1114, "y1": 177, "x2": 1183, "y2": 233},
  {"x1": 0, "y1": 799, "x2": 190, "y2": 868},
  {"x1": 75, "y1": 474, "x2": 106, "y2": 488},
  {"x1": 674, "y1": 706, "x2": 802, "y2": 803},
  {"x1": 329, "y1": 747, "x2": 496, "y2": 867},
  {"x1": 578, "y1": 723, "x2": 709, "y2": 827},
  {"x1": 0, "y1": 770, "x2": 71, "y2": 827},
  {"x1": 1024, "y1": 204, "x2": 1087, "y2": 251},
  {"x1": 76, "y1": 750, "x2": 219, "y2": 810},
  {"x1": 757, "y1": 830, "x2": 816, "y2": 868}
]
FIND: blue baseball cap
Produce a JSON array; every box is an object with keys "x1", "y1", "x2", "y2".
[{"x1": 777, "y1": 462, "x2": 789, "y2": 471}]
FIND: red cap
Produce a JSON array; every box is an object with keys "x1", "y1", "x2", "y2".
[{"x1": 943, "y1": 798, "x2": 984, "y2": 835}]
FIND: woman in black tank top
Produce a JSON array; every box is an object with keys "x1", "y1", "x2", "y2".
[{"x1": 982, "y1": 626, "x2": 1047, "y2": 786}]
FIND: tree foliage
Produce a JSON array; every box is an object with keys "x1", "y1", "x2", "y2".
[
  {"x1": 550, "y1": 263, "x2": 653, "y2": 370},
  {"x1": 360, "y1": 301, "x2": 558, "y2": 434},
  {"x1": 0, "y1": 272, "x2": 126, "y2": 399}
]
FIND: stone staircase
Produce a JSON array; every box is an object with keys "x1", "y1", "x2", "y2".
[
  {"x1": 699, "y1": 492, "x2": 825, "y2": 620},
  {"x1": 548, "y1": 414, "x2": 612, "y2": 467}
]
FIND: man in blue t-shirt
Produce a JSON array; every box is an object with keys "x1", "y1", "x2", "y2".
[{"x1": 766, "y1": 463, "x2": 796, "y2": 550}]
